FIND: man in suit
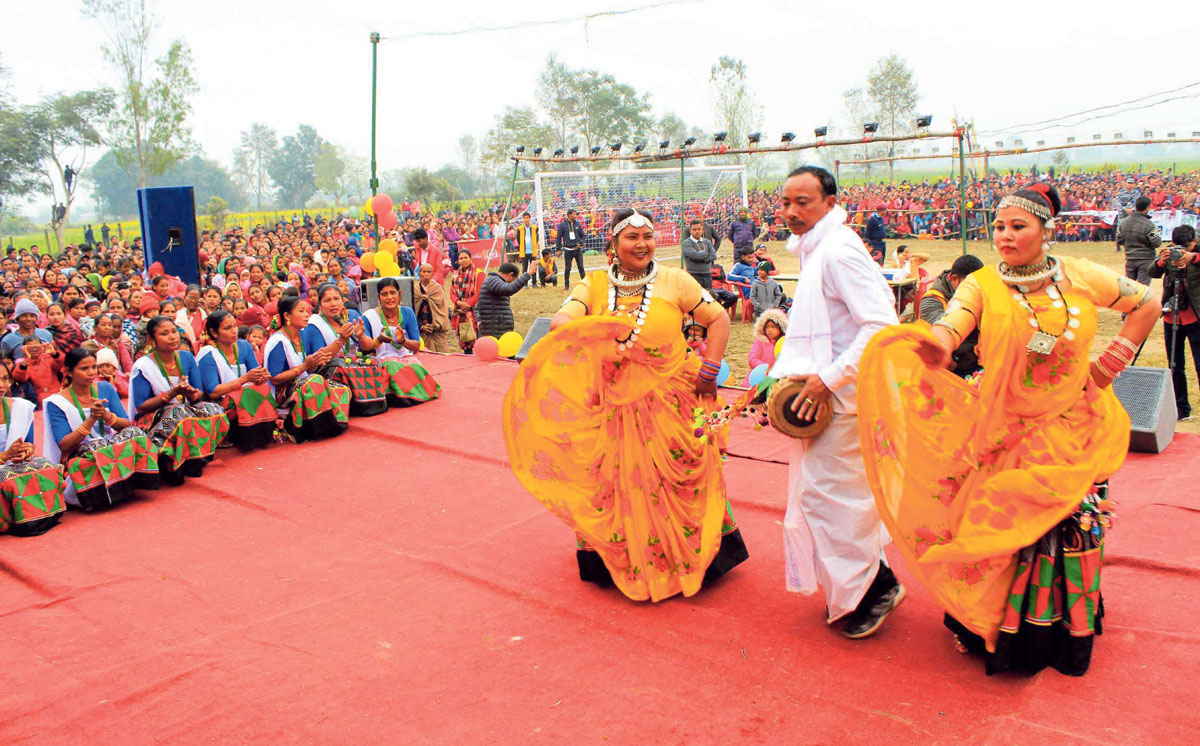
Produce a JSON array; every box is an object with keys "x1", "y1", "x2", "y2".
[
  {"x1": 556, "y1": 209, "x2": 586, "y2": 289},
  {"x1": 514, "y1": 212, "x2": 540, "y2": 275},
  {"x1": 682, "y1": 219, "x2": 718, "y2": 289},
  {"x1": 865, "y1": 205, "x2": 886, "y2": 265}
]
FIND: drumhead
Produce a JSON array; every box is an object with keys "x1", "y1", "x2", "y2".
[{"x1": 766, "y1": 376, "x2": 833, "y2": 439}]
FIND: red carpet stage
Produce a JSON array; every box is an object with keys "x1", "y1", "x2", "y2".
[{"x1": 1, "y1": 355, "x2": 1196, "y2": 745}]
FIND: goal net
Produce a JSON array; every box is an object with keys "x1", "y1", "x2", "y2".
[{"x1": 533, "y1": 165, "x2": 748, "y2": 271}]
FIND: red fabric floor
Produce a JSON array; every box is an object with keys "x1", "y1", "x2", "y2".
[{"x1": 1, "y1": 354, "x2": 1196, "y2": 745}]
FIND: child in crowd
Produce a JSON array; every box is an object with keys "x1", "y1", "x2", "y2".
[{"x1": 742, "y1": 307, "x2": 787, "y2": 386}]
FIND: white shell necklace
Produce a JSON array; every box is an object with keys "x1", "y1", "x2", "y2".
[{"x1": 608, "y1": 260, "x2": 657, "y2": 350}]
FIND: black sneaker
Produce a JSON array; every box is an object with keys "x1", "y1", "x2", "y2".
[
  {"x1": 1180, "y1": 413, "x2": 1193, "y2": 422},
  {"x1": 841, "y1": 584, "x2": 906, "y2": 639}
]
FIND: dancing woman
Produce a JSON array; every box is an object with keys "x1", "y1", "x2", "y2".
[
  {"x1": 197, "y1": 310, "x2": 276, "y2": 451},
  {"x1": 130, "y1": 317, "x2": 230, "y2": 485},
  {"x1": 857, "y1": 184, "x2": 1160, "y2": 675},
  {"x1": 503, "y1": 207, "x2": 748, "y2": 602},
  {"x1": 45, "y1": 348, "x2": 158, "y2": 510}
]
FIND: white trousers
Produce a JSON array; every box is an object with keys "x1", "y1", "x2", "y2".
[{"x1": 784, "y1": 412, "x2": 890, "y2": 623}]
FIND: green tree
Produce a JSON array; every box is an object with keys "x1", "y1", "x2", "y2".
[
  {"x1": 90, "y1": 150, "x2": 245, "y2": 217},
  {"x1": 866, "y1": 53, "x2": 919, "y2": 182},
  {"x1": 456, "y1": 134, "x2": 478, "y2": 189},
  {"x1": 0, "y1": 58, "x2": 43, "y2": 221},
  {"x1": 571, "y1": 70, "x2": 651, "y2": 159},
  {"x1": 535, "y1": 54, "x2": 576, "y2": 151},
  {"x1": 313, "y1": 144, "x2": 348, "y2": 204},
  {"x1": 25, "y1": 89, "x2": 116, "y2": 249},
  {"x1": 709, "y1": 56, "x2": 762, "y2": 164},
  {"x1": 83, "y1": 0, "x2": 198, "y2": 187},
  {"x1": 403, "y1": 167, "x2": 451, "y2": 206},
  {"x1": 481, "y1": 106, "x2": 555, "y2": 186},
  {"x1": 232, "y1": 123, "x2": 277, "y2": 209},
  {"x1": 268, "y1": 125, "x2": 327, "y2": 208},
  {"x1": 204, "y1": 195, "x2": 228, "y2": 232},
  {"x1": 842, "y1": 87, "x2": 880, "y2": 181}
]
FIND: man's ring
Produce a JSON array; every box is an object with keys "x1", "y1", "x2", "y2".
[{"x1": 804, "y1": 397, "x2": 813, "y2": 404}]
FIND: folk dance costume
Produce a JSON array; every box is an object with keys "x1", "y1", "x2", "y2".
[
  {"x1": 129, "y1": 352, "x2": 230, "y2": 480},
  {"x1": 44, "y1": 382, "x2": 158, "y2": 511},
  {"x1": 197, "y1": 340, "x2": 277, "y2": 450},
  {"x1": 858, "y1": 250, "x2": 1151, "y2": 675},
  {"x1": 304, "y1": 311, "x2": 389, "y2": 417},
  {"x1": 360, "y1": 307, "x2": 442, "y2": 406},
  {"x1": 263, "y1": 331, "x2": 350, "y2": 443},
  {"x1": 503, "y1": 237, "x2": 747, "y2": 602},
  {"x1": 769, "y1": 205, "x2": 902, "y2": 635},
  {"x1": 0, "y1": 396, "x2": 66, "y2": 534}
]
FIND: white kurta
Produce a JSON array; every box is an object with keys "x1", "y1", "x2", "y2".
[{"x1": 770, "y1": 205, "x2": 899, "y2": 622}]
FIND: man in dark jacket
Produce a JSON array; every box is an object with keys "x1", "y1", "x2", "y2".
[
  {"x1": 920, "y1": 254, "x2": 984, "y2": 377},
  {"x1": 682, "y1": 219, "x2": 717, "y2": 289},
  {"x1": 1149, "y1": 225, "x2": 1200, "y2": 420},
  {"x1": 728, "y1": 208, "x2": 757, "y2": 255},
  {"x1": 556, "y1": 209, "x2": 586, "y2": 289},
  {"x1": 476, "y1": 262, "x2": 531, "y2": 338},
  {"x1": 865, "y1": 205, "x2": 887, "y2": 265},
  {"x1": 1116, "y1": 196, "x2": 1162, "y2": 284}
]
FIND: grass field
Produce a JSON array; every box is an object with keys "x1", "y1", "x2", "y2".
[{"x1": 508, "y1": 238, "x2": 1199, "y2": 434}]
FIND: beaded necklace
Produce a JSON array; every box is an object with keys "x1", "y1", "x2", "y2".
[
  {"x1": 1011, "y1": 282, "x2": 1081, "y2": 354},
  {"x1": 607, "y1": 261, "x2": 657, "y2": 350}
]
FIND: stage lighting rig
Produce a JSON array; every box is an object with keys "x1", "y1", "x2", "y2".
[
  {"x1": 570, "y1": 145, "x2": 580, "y2": 155},
  {"x1": 633, "y1": 142, "x2": 647, "y2": 153},
  {"x1": 553, "y1": 148, "x2": 564, "y2": 157},
  {"x1": 813, "y1": 126, "x2": 827, "y2": 138},
  {"x1": 590, "y1": 145, "x2": 602, "y2": 155},
  {"x1": 747, "y1": 132, "x2": 762, "y2": 146},
  {"x1": 863, "y1": 123, "x2": 879, "y2": 134},
  {"x1": 658, "y1": 139, "x2": 670, "y2": 150},
  {"x1": 683, "y1": 136, "x2": 697, "y2": 147},
  {"x1": 916, "y1": 115, "x2": 932, "y2": 129},
  {"x1": 533, "y1": 147, "x2": 543, "y2": 156},
  {"x1": 515, "y1": 145, "x2": 525, "y2": 154},
  {"x1": 781, "y1": 132, "x2": 796, "y2": 145},
  {"x1": 610, "y1": 142, "x2": 623, "y2": 153}
]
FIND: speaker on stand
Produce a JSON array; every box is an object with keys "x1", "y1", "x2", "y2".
[{"x1": 1111, "y1": 366, "x2": 1177, "y2": 453}]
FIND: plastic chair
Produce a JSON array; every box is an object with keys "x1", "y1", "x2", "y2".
[{"x1": 724, "y1": 278, "x2": 754, "y2": 323}]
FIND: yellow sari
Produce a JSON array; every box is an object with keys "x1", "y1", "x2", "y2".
[
  {"x1": 857, "y1": 256, "x2": 1142, "y2": 650},
  {"x1": 502, "y1": 266, "x2": 740, "y2": 602}
]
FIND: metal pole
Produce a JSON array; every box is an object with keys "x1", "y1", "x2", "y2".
[
  {"x1": 984, "y1": 151, "x2": 994, "y2": 243},
  {"x1": 369, "y1": 32, "x2": 380, "y2": 197},
  {"x1": 679, "y1": 157, "x2": 686, "y2": 269},
  {"x1": 486, "y1": 159, "x2": 521, "y2": 272},
  {"x1": 957, "y1": 129, "x2": 968, "y2": 256}
]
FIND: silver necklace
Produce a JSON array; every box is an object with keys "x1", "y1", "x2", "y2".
[
  {"x1": 997, "y1": 256, "x2": 1063, "y2": 293},
  {"x1": 608, "y1": 261, "x2": 656, "y2": 350},
  {"x1": 1011, "y1": 282, "x2": 1081, "y2": 354}
]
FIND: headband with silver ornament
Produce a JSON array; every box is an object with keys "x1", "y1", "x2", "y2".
[
  {"x1": 611, "y1": 212, "x2": 655, "y2": 236},
  {"x1": 997, "y1": 194, "x2": 1053, "y2": 223}
]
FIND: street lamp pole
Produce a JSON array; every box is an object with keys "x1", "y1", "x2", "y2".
[{"x1": 369, "y1": 32, "x2": 380, "y2": 197}]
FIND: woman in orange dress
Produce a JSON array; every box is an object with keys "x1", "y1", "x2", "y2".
[
  {"x1": 857, "y1": 184, "x2": 1160, "y2": 675},
  {"x1": 503, "y1": 208, "x2": 748, "y2": 602}
]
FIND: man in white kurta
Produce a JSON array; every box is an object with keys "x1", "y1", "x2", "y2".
[{"x1": 769, "y1": 166, "x2": 903, "y2": 639}]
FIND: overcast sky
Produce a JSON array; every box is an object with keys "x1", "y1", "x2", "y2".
[{"x1": 4, "y1": 0, "x2": 1198, "y2": 177}]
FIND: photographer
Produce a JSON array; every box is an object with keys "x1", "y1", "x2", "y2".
[{"x1": 1149, "y1": 225, "x2": 1200, "y2": 421}]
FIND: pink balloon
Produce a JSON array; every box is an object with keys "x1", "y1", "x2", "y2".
[
  {"x1": 377, "y1": 210, "x2": 399, "y2": 230},
  {"x1": 474, "y1": 336, "x2": 499, "y2": 362},
  {"x1": 371, "y1": 193, "x2": 393, "y2": 216}
]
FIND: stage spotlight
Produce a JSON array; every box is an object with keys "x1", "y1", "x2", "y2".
[
  {"x1": 863, "y1": 122, "x2": 879, "y2": 134},
  {"x1": 813, "y1": 126, "x2": 827, "y2": 138},
  {"x1": 590, "y1": 145, "x2": 602, "y2": 155},
  {"x1": 916, "y1": 114, "x2": 932, "y2": 129},
  {"x1": 1113, "y1": 132, "x2": 1123, "y2": 140},
  {"x1": 994, "y1": 141, "x2": 1004, "y2": 148},
  {"x1": 553, "y1": 148, "x2": 564, "y2": 157},
  {"x1": 932, "y1": 147, "x2": 940, "y2": 154},
  {"x1": 713, "y1": 131, "x2": 727, "y2": 143},
  {"x1": 658, "y1": 139, "x2": 670, "y2": 149},
  {"x1": 1067, "y1": 137, "x2": 1075, "y2": 143},
  {"x1": 1167, "y1": 132, "x2": 1176, "y2": 139},
  {"x1": 1193, "y1": 131, "x2": 1200, "y2": 138},
  {"x1": 1014, "y1": 139, "x2": 1023, "y2": 146},
  {"x1": 1093, "y1": 134, "x2": 1102, "y2": 140},
  {"x1": 683, "y1": 136, "x2": 697, "y2": 147},
  {"x1": 610, "y1": 142, "x2": 622, "y2": 152},
  {"x1": 570, "y1": 145, "x2": 580, "y2": 155},
  {"x1": 1036, "y1": 140, "x2": 1044, "y2": 146},
  {"x1": 748, "y1": 132, "x2": 762, "y2": 145},
  {"x1": 515, "y1": 145, "x2": 525, "y2": 154},
  {"x1": 533, "y1": 147, "x2": 543, "y2": 156},
  {"x1": 1144, "y1": 130, "x2": 1153, "y2": 138},
  {"x1": 633, "y1": 142, "x2": 647, "y2": 153},
  {"x1": 913, "y1": 148, "x2": 920, "y2": 154},
  {"x1": 781, "y1": 132, "x2": 796, "y2": 143}
]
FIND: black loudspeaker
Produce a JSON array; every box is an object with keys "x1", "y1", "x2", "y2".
[
  {"x1": 1112, "y1": 366, "x2": 1177, "y2": 453},
  {"x1": 137, "y1": 186, "x2": 200, "y2": 285},
  {"x1": 515, "y1": 316, "x2": 553, "y2": 361},
  {"x1": 361, "y1": 277, "x2": 414, "y2": 311}
]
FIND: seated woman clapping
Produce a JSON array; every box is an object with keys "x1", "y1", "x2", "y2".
[
  {"x1": 44, "y1": 348, "x2": 159, "y2": 510},
  {"x1": 129, "y1": 317, "x2": 230, "y2": 485},
  {"x1": 302, "y1": 283, "x2": 389, "y2": 417},
  {"x1": 360, "y1": 277, "x2": 442, "y2": 407},
  {"x1": 264, "y1": 295, "x2": 350, "y2": 443},
  {"x1": 197, "y1": 310, "x2": 276, "y2": 451},
  {"x1": 0, "y1": 363, "x2": 67, "y2": 535}
]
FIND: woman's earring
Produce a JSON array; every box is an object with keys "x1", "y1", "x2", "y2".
[{"x1": 1042, "y1": 241, "x2": 1051, "y2": 252}]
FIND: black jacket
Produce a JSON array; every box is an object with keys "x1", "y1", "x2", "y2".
[
  {"x1": 556, "y1": 219, "x2": 585, "y2": 250},
  {"x1": 1148, "y1": 246, "x2": 1200, "y2": 318},
  {"x1": 477, "y1": 272, "x2": 530, "y2": 337},
  {"x1": 1116, "y1": 211, "x2": 1162, "y2": 262}
]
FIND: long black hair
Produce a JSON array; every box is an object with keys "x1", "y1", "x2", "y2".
[{"x1": 205, "y1": 309, "x2": 235, "y2": 340}]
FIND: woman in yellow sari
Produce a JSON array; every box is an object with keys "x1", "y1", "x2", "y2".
[
  {"x1": 503, "y1": 208, "x2": 748, "y2": 602},
  {"x1": 857, "y1": 184, "x2": 1159, "y2": 675}
]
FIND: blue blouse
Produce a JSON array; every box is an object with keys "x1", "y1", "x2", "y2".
[
  {"x1": 131, "y1": 350, "x2": 203, "y2": 412},
  {"x1": 48, "y1": 381, "x2": 129, "y2": 447},
  {"x1": 301, "y1": 309, "x2": 364, "y2": 356},
  {"x1": 197, "y1": 340, "x2": 261, "y2": 395},
  {"x1": 361, "y1": 307, "x2": 421, "y2": 345}
]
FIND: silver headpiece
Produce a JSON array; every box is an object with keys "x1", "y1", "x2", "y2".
[
  {"x1": 997, "y1": 194, "x2": 1053, "y2": 224},
  {"x1": 611, "y1": 212, "x2": 654, "y2": 236}
]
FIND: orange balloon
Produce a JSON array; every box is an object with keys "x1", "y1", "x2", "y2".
[
  {"x1": 378, "y1": 238, "x2": 398, "y2": 255},
  {"x1": 360, "y1": 253, "x2": 376, "y2": 274}
]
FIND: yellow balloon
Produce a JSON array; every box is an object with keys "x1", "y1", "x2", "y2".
[
  {"x1": 364, "y1": 199, "x2": 375, "y2": 217},
  {"x1": 497, "y1": 331, "x2": 523, "y2": 358},
  {"x1": 774, "y1": 338, "x2": 784, "y2": 359},
  {"x1": 383, "y1": 265, "x2": 401, "y2": 278},
  {"x1": 419, "y1": 338, "x2": 426, "y2": 351},
  {"x1": 374, "y1": 249, "x2": 393, "y2": 269},
  {"x1": 101, "y1": 275, "x2": 112, "y2": 291}
]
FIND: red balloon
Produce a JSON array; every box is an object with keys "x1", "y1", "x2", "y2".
[
  {"x1": 377, "y1": 210, "x2": 399, "y2": 230},
  {"x1": 371, "y1": 193, "x2": 393, "y2": 217},
  {"x1": 474, "y1": 336, "x2": 499, "y2": 362}
]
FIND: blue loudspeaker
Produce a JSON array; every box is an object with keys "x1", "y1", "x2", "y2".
[{"x1": 137, "y1": 186, "x2": 200, "y2": 285}]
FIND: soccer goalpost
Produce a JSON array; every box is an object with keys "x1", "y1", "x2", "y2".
[{"x1": 533, "y1": 165, "x2": 748, "y2": 271}]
